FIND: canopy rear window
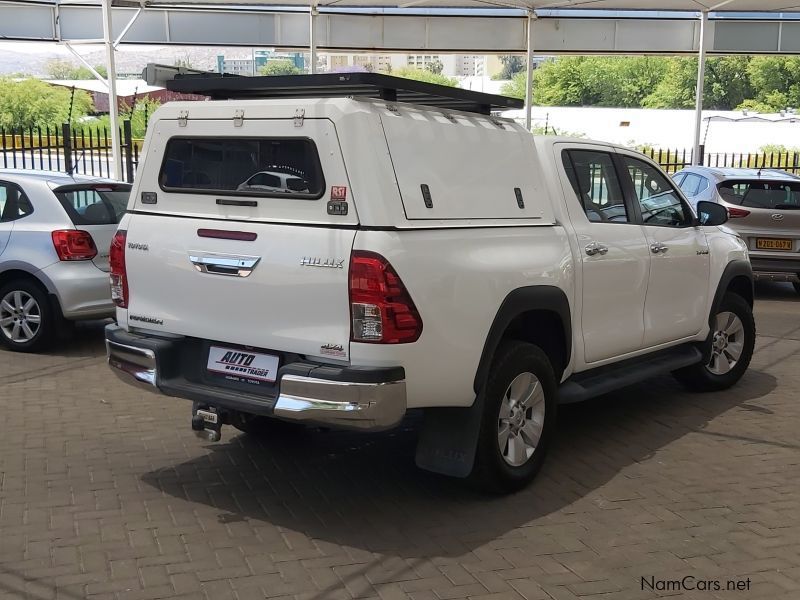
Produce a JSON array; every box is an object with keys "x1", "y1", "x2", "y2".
[
  {"x1": 159, "y1": 137, "x2": 325, "y2": 199},
  {"x1": 719, "y1": 180, "x2": 800, "y2": 210},
  {"x1": 54, "y1": 184, "x2": 130, "y2": 225}
]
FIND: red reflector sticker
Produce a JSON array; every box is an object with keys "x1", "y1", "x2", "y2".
[
  {"x1": 331, "y1": 186, "x2": 347, "y2": 200},
  {"x1": 197, "y1": 229, "x2": 257, "y2": 241}
]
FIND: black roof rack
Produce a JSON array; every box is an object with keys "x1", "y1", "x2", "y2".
[{"x1": 164, "y1": 71, "x2": 523, "y2": 115}]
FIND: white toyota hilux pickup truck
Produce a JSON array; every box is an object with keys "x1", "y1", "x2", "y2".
[{"x1": 106, "y1": 73, "x2": 755, "y2": 492}]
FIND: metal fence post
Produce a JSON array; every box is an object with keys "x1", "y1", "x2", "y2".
[
  {"x1": 123, "y1": 120, "x2": 134, "y2": 182},
  {"x1": 698, "y1": 144, "x2": 705, "y2": 166},
  {"x1": 62, "y1": 123, "x2": 73, "y2": 174}
]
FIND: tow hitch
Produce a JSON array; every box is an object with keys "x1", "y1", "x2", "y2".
[{"x1": 191, "y1": 405, "x2": 222, "y2": 442}]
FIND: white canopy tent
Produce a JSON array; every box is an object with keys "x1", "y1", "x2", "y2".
[{"x1": 7, "y1": 0, "x2": 800, "y2": 175}]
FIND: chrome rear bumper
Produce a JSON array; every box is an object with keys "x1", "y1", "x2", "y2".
[
  {"x1": 105, "y1": 325, "x2": 406, "y2": 432},
  {"x1": 107, "y1": 339, "x2": 157, "y2": 390},
  {"x1": 274, "y1": 375, "x2": 406, "y2": 430}
]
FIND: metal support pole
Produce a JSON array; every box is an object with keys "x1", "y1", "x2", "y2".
[
  {"x1": 524, "y1": 11, "x2": 536, "y2": 132},
  {"x1": 101, "y1": 0, "x2": 122, "y2": 179},
  {"x1": 113, "y1": 8, "x2": 142, "y2": 48},
  {"x1": 692, "y1": 10, "x2": 709, "y2": 166},
  {"x1": 63, "y1": 42, "x2": 108, "y2": 87},
  {"x1": 309, "y1": 2, "x2": 318, "y2": 74}
]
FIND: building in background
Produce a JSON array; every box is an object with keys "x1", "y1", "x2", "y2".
[
  {"x1": 217, "y1": 50, "x2": 305, "y2": 75},
  {"x1": 322, "y1": 53, "x2": 504, "y2": 77}
]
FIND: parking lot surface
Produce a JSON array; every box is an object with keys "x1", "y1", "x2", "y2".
[{"x1": 1, "y1": 283, "x2": 799, "y2": 600}]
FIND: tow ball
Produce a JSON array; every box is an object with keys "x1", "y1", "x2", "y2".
[{"x1": 191, "y1": 405, "x2": 222, "y2": 442}]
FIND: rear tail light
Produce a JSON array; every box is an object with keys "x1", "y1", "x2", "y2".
[
  {"x1": 109, "y1": 230, "x2": 128, "y2": 308},
  {"x1": 349, "y1": 251, "x2": 422, "y2": 344},
  {"x1": 728, "y1": 207, "x2": 751, "y2": 218},
  {"x1": 51, "y1": 230, "x2": 97, "y2": 261}
]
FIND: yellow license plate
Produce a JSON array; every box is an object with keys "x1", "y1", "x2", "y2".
[{"x1": 756, "y1": 238, "x2": 794, "y2": 251}]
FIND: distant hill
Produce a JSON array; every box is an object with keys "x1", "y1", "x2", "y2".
[{"x1": 0, "y1": 44, "x2": 258, "y2": 77}]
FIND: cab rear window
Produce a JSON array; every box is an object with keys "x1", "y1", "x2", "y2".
[
  {"x1": 719, "y1": 180, "x2": 800, "y2": 210},
  {"x1": 159, "y1": 137, "x2": 325, "y2": 199}
]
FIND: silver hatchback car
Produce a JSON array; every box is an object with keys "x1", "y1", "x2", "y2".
[
  {"x1": 0, "y1": 170, "x2": 130, "y2": 352},
  {"x1": 674, "y1": 167, "x2": 800, "y2": 293}
]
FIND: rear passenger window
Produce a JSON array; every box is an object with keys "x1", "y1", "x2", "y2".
[
  {"x1": 562, "y1": 150, "x2": 629, "y2": 223},
  {"x1": 159, "y1": 137, "x2": 325, "y2": 199},
  {"x1": 54, "y1": 186, "x2": 130, "y2": 225},
  {"x1": 679, "y1": 173, "x2": 702, "y2": 196},
  {"x1": 0, "y1": 183, "x2": 33, "y2": 223}
]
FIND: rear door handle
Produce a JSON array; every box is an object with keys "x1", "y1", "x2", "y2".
[
  {"x1": 189, "y1": 253, "x2": 261, "y2": 277},
  {"x1": 585, "y1": 242, "x2": 609, "y2": 256},
  {"x1": 650, "y1": 243, "x2": 669, "y2": 255}
]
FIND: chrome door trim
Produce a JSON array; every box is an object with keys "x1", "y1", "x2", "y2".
[{"x1": 188, "y1": 253, "x2": 261, "y2": 277}]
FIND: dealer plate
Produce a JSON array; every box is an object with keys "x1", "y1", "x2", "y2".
[
  {"x1": 756, "y1": 238, "x2": 794, "y2": 251},
  {"x1": 206, "y1": 346, "x2": 279, "y2": 383}
]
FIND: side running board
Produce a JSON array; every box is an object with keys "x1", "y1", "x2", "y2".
[{"x1": 558, "y1": 344, "x2": 703, "y2": 404}]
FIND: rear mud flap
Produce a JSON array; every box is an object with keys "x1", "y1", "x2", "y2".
[{"x1": 415, "y1": 394, "x2": 484, "y2": 478}]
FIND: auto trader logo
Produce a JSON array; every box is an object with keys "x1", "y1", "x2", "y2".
[
  {"x1": 218, "y1": 351, "x2": 256, "y2": 367},
  {"x1": 214, "y1": 351, "x2": 273, "y2": 381}
]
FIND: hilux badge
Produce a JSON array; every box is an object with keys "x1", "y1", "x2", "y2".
[{"x1": 300, "y1": 257, "x2": 345, "y2": 269}]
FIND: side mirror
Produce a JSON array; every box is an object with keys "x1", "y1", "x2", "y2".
[{"x1": 696, "y1": 200, "x2": 729, "y2": 226}]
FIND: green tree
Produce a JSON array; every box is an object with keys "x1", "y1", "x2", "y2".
[
  {"x1": 45, "y1": 59, "x2": 108, "y2": 80},
  {"x1": 502, "y1": 56, "x2": 667, "y2": 108},
  {"x1": 704, "y1": 56, "x2": 753, "y2": 110},
  {"x1": 426, "y1": 59, "x2": 444, "y2": 75},
  {"x1": 259, "y1": 60, "x2": 302, "y2": 76},
  {"x1": 495, "y1": 55, "x2": 525, "y2": 80},
  {"x1": 498, "y1": 55, "x2": 789, "y2": 111},
  {"x1": 643, "y1": 56, "x2": 753, "y2": 110},
  {"x1": 391, "y1": 67, "x2": 458, "y2": 87},
  {"x1": 0, "y1": 78, "x2": 93, "y2": 130},
  {"x1": 642, "y1": 58, "x2": 697, "y2": 109},
  {"x1": 744, "y1": 56, "x2": 800, "y2": 111}
]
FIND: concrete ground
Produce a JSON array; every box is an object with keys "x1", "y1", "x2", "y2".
[{"x1": 1, "y1": 282, "x2": 798, "y2": 600}]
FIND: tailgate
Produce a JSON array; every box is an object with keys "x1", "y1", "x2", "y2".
[
  {"x1": 122, "y1": 113, "x2": 358, "y2": 360},
  {"x1": 124, "y1": 213, "x2": 355, "y2": 360}
]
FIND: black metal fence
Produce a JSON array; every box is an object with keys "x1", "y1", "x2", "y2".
[
  {"x1": 0, "y1": 121, "x2": 140, "y2": 183},
  {"x1": 642, "y1": 146, "x2": 800, "y2": 175},
  {"x1": 4, "y1": 124, "x2": 800, "y2": 183}
]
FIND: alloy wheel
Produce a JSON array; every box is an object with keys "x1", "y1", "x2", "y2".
[
  {"x1": 0, "y1": 290, "x2": 42, "y2": 343},
  {"x1": 707, "y1": 310, "x2": 745, "y2": 375},
  {"x1": 497, "y1": 371, "x2": 546, "y2": 467}
]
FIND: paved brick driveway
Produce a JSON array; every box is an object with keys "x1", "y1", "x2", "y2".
[{"x1": 1, "y1": 283, "x2": 799, "y2": 600}]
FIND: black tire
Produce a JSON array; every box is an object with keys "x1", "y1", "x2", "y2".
[
  {"x1": 0, "y1": 279, "x2": 55, "y2": 353},
  {"x1": 672, "y1": 292, "x2": 755, "y2": 392},
  {"x1": 470, "y1": 341, "x2": 557, "y2": 493}
]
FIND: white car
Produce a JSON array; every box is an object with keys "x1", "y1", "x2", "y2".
[
  {"x1": 236, "y1": 170, "x2": 310, "y2": 194},
  {"x1": 105, "y1": 73, "x2": 755, "y2": 492},
  {"x1": 0, "y1": 170, "x2": 129, "y2": 352}
]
